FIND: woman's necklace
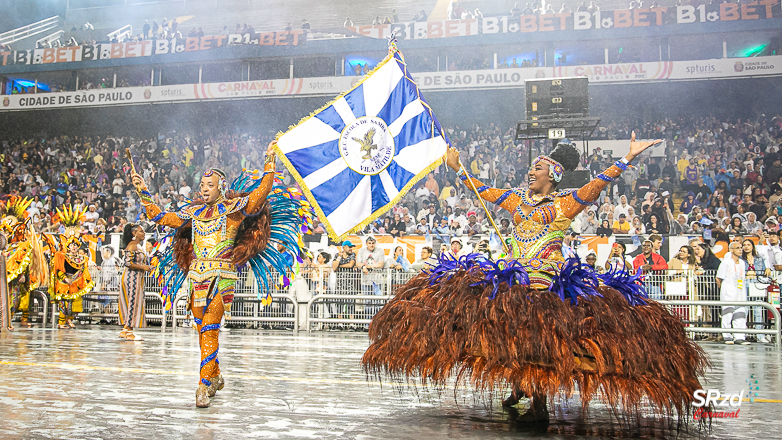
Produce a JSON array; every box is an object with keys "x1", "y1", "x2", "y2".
[{"x1": 519, "y1": 189, "x2": 552, "y2": 207}]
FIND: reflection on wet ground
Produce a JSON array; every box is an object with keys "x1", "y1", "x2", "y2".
[{"x1": 1, "y1": 327, "x2": 779, "y2": 439}]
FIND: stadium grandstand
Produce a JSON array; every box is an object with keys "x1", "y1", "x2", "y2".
[{"x1": 1, "y1": 0, "x2": 782, "y2": 436}]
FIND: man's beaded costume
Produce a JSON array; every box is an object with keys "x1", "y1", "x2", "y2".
[{"x1": 136, "y1": 159, "x2": 311, "y2": 407}]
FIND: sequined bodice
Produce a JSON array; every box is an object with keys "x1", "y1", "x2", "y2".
[
  {"x1": 509, "y1": 189, "x2": 574, "y2": 261},
  {"x1": 192, "y1": 215, "x2": 239, "y2": 260},
  {"x1": 179, "y1": 197, "x2": 251, "y2": 282},
  {"x1": 181, "y1": 197, "x2": 249, "y2": 261},
  {"x1": 458, "y1": 157, "x2": 629, "y2": 287}
]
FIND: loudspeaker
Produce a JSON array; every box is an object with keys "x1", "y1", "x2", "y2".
[
  {"x1": 526, "y1": 77, "x2": 588, "y2": 119},
  {"x1": 558, "y1": 170, "x2": 590, "y2": 190}
]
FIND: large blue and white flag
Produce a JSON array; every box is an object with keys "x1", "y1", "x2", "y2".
[{"x1": 275, "y1": 51, "x2": 450, "y2": 240}]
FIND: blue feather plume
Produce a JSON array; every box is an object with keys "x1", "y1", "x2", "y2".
[
  {"x1": 151, "y1": 180, "x2": 311, "y2": 308},
  {"x1": 425, "y1": 252, "x2": 482, "y2": 284},
  {"x1": 426, "y1": 253, "x2": 530, "y2": 299},
  {"x1": 469, "y1": 258, "x2": 531, "y2": 300},
  {"x1": 597, "y1": 265, "x2": 649, "y2": 306},
  {"x1": 549, "y1": 256, "x2": 601, "y2": 305}
]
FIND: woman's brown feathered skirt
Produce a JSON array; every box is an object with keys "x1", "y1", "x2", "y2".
[{"x1": 362, "y1": 270, "x2": 710, "y2": 418}]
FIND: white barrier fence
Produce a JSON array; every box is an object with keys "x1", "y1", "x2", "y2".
[{"x1": 20, "y1": 267, "x2": 781, "y2": 347}]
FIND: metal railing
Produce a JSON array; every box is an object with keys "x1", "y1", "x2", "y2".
[
  {"x1": 0, "y1": 16, "x2": 61, "y2": 46},
  {"x1": 307, "y1": 294, "x2": 393, "y2": 330},
  {"x1": 75, "y1": 291, "x2": 166, "y2": 329},
  {"x1": 9, "y1": 289, "x2": 49, "y2": 324},
  {"x1": 35, "y1": 30, "x2": 64, "y2": 48},
  {"x1": 169, "y1": 291, "x2": 298, "y2": 330},
  {"x1": 23, "y1": 264, "x2": 782, "y2": 346},
  {"x1": 107, "y1": 25, "x2": 132, "y2": 42},
  {"x1": 303, "y1": 267, "x2": 418, "y2": 331},
  {"x1": 658, "y1": 300, "x2": 781, "y2": 349},
  {"x1": 640, "y1": 269, "x2": 779, "y2": 342}
]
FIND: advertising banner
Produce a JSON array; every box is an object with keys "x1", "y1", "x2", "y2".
[
  {"x1": 349, "y1": 3, "x2": 779, "y2": 40},
  {"x1": 0, "y1": 31, "x2": 306, "y2": 67},
  {"x1": 0, "y1": 78, "x2": 358, "y2": 110},
  {"x1": 2, "y1": 56, "x2": 781, "y2": 111}
]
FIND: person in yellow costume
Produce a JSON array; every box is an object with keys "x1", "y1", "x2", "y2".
[
  {"x1": 0, "y1": 196, "x2": 49, "y2": 330},
  {"x1": 46, "y1": 205, "x2": 95, "y2": 329}
]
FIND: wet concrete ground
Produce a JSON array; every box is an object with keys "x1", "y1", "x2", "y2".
[{"x1": 1, "y1": 326, "x2": 780, "y2": 439}]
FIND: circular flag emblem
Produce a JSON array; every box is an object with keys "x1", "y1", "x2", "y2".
[{"x1": 339, "y1": 116, "x2": 395, "y2": 175}]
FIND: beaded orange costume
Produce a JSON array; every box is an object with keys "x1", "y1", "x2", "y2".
[
  {"x1": 138, "y1": 165, "x2": 275, "y2": 406},
  {"x1": 456, "y1": 156, "x2": 624, "y2": 287},
  {"x1": 363, "y1": 148, "x2": 709, "y2": 424}
]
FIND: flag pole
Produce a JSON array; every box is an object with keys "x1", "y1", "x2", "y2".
[{"x1": 457, "y1": 159, "x2": 510, "y2": 255}]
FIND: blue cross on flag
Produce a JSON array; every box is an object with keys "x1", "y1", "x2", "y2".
[{"x1": 275, "y1": 51, "x2": 450, "y2": 240}]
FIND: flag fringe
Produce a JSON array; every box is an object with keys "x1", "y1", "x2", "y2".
[{"x1": 274, "y1": 50, "x2": 403, "y2": 141}]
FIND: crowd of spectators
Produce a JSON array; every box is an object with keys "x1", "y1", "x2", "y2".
[
  {"x1": 576, "y1": 114, "x2": 782, "y2": 241},
  {"x1": 365, "y1": 112, "x2": 782, "y2": 250},
  {"x1": 1, "y1": 113, "x2": 781, "y2": 253}
]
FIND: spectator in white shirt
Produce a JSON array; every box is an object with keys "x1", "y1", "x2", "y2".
[
  {"x1": 414, "y1": 217, "x2": 429, "y2": 235},
  {"x1": 745, "y1": 212, "x2": 763, "y2": 235},
  {"x1": 356, "y1": 236, "x2": 386, "y2": 296},
  {"x1": 613, "y1": 195, "x2": 631, "y2": 219},
  {"x1": 179, "y1": 184, "x2": 192, "y2": 199},
  {"x1": 756, "y1": 230, "x2": 782, "y2": 270},
  {"x1": 84, "y1": 204, "x2": 100, "y2": 232},
  {"x1": 414, "y1": 182, "x2": 430, "y2": 202},
  {"x1": 112, "y1": 177, "x2": 125, "y2": 195},
  {"x1": 716, "y1": 242, "x2": 750, "y2": 345}
]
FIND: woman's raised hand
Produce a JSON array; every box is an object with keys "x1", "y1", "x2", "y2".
[
  {"x1": 627, "y1": 131, "x2": 662, "y2": 161},
  {"x1": 130, "y1": 171, "x2": 146, "y2": 191}
]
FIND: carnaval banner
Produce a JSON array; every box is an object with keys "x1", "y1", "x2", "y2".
[
  {"x1": 0, "y1": 77, "x2": 356, "y2": 110},
  {"x1": 275, "y1": 51, "x2": 450, "y2": 241},
  {"x1": 3, "y1": 55, "x2": 780, "y2": 111}
]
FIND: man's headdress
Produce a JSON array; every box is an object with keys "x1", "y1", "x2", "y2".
[
  {"x1": 203, "y1": 168, "x2": 228, "y2": 196},
  {"x1": 0, "y1": 196, "x2": 32, "y2": 242},
  {"x1": 53, "y1": 204, "x2": 87, "y2": 250}
]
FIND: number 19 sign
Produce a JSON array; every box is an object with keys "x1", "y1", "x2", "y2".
[{"x1": 548, "y1": 128, "x2": 566, "y2": 139}]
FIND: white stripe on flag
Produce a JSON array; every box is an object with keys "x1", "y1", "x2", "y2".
[
  {"x1": 332, "y1": 97, "x2": 357, "y2": 126},
  {"x1": 362, "y1": 60, "x2": 404, "y2": 118},
  {"x1": 276, "y1": 117, "x2": 340, "y2": 154},
  {"x1": 392, "y1": 136, "x2": 448, "y2": 175},
  {"x1": 378, "y1": 170, "x2": 400, "y2": 200},
  {"x1": 327, "y1": 175, "x2": 372, "y2": 237},
  {"x1": 388, "y1": 99, "x2": 425, "y2": 137},
  {"x1": 303, "y1": 157, "x2": 348, "y2": 189}
]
